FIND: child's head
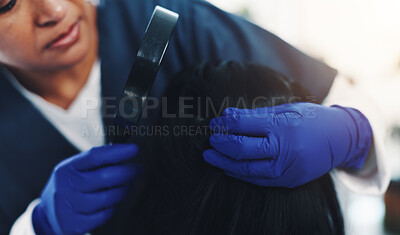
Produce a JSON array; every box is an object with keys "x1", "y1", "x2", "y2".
[{"x1": 130, "y1": 61, "x2": 344, "y2": 235}]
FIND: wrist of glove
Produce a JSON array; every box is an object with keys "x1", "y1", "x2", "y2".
[
  {"x1": 331, "y1": 105, "x2": 372, "y2": 170},
  {"x1": 32, "y1": 144, "x2": 140, "y2": 235},
  {"x1": 32, "y1": 202, "x2": 54, "y2": 235},
  {"x1": 203, "y1": 103, "x2": 373, "y2": 188}
]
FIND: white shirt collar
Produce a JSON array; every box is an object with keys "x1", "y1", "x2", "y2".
[{"x1": 1, "y1": 60, "x2": 106, "y2": 151}]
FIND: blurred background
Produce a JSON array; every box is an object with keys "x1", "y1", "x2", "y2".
[{"x1": 207, "y1": 0, "x2": 400, "y2": 234}]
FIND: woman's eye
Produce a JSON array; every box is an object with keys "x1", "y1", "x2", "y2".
[{"x1": 0, "y1": 0, "x2": 16, "y2": 14}]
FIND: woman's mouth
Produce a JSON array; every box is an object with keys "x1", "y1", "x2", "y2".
[{"x1": 46, "y1": 21, "x2": 80, "y2": 50}]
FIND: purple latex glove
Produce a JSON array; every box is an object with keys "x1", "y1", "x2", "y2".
[
  {"x1": 32, "y1": 144, "x2": 140, "y2": 235},
  {"x1": 203, "y1": 103, "x2": 372, "y2": 188}
]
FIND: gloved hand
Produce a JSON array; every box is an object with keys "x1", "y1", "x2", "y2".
[
  {"x1": 203, "y1": 103, "x2": 372, "y2": 188},
  {"x1": 32, "y1": 144, "x2": 140, "y2": 235}
]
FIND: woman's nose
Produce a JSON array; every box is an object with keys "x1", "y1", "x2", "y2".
[{"x1": 34, "y1": 0, "x2": 67, "y2": 27}]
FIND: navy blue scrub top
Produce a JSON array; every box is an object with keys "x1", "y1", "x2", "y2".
[{"x1": 0, "y1": 0, "x2": 337, "y2": 233}]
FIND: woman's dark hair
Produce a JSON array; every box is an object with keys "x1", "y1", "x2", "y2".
[{"x1": 129, "y1": 61, "x2": 344, "y2": 235}]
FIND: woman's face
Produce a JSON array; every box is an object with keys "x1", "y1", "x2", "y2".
[{"x1": 0, "y1": 0, "x2": 97, "y2": 71}]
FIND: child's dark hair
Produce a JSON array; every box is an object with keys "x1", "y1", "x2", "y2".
[{"x1": 129, "y1": 61, "x2": 344, "y2": 235}]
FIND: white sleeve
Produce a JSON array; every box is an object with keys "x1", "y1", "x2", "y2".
[
  {"x1": 324, "y1": 74, "x2": 391, "y2": 195},
  {"x1": 9, "y1": 199, "x2": 40, "y2": 235}
]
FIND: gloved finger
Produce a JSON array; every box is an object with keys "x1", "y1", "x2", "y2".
[
  {"x1": 203, "y1": 149, "x2": 278, "y2": 178},
  {"x1": 209, "y1": 134, "x2": 278, "y2": 160},
  {"x1": 72, "y1": 144, "x2": 139, "y2": 171},
  {"x1": 70, "y1": 207, "x2": 115, "y2": 234},
  {"x1": 210, "y1": 109, "x2": 302, "y2": 136},
  {"x1": 69, "y1": 185, "x2": 131, "y2": 214},
  {"x1": 69, "y1": 163, "x2": 139, "y2": 192},
  {"x1": 221, "y1": 105, "x2": 298, "y2": 117}
]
